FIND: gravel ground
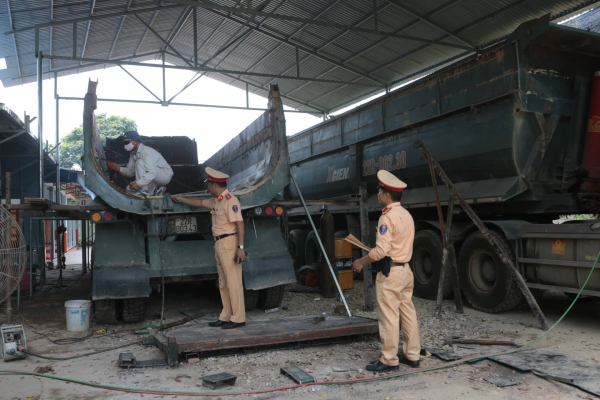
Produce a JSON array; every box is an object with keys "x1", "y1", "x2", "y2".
[{"x1": 1, "y1": 258, "x2": 599, "y2": 399}]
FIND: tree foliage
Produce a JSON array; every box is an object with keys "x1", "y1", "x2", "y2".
[{"x1": 60, "y1": 113, "x2": 137, "y2": 170}]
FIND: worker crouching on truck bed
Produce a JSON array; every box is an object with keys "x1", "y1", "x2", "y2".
[
  {"x1": 172, "y1": 168, "x2": 247, "y2": 330},
  {"x1": 352, "y1": 170, "x2": 421, "y2": 372},
  {"x1": 107, "y1": 131, "x2": 173, "y2": 197}
]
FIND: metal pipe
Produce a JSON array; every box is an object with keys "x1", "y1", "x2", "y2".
[
  {"x1": 37, "y1": 51, "x2": 44, "y2": 199},
  {"x1": 44, "y1": 54, "x2": 380, "y2": 87},
  {"x1": 118, "y1": 66, "x2": 163, "y2": 103},
  {"x1": 372, "y1": 0, "x2": 378, "y2": 30},
  {"x1": 295, "y1": 47, "x2": 300, "y2": 77},
  {"x1": 55, "y1": 72, "x2": 60, "y2": 205},
  {"x1": 0, "y1": 130, "x2": 26, "y2": 145},
  {"x1": 72, "y1": 23, "x2": 77, "y2": 59},
  {"x1": 193, "y1": 7, "x2": 198, "y2": 68},
  {"x1": 246, "y1": 83, "x2": 249, "y2": 108},
  {"x1": 290, "y1": 175, "x2": 352, "y2": 317},
  {"x1": 162, "y1": 51, "x2": 166, "y2": 103}
]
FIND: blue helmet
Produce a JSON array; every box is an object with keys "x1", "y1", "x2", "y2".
[{"x1": 124, "y1": 130, "x2": 144, "y2": 143}]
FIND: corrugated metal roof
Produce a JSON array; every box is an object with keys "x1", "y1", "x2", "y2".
[{"x1": 0, "y1": 0, "x2": 596, "y2": 113}]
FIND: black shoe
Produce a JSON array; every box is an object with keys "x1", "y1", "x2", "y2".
[
  {"x1": 398, "y1": 356, "x2": 420, "y2": 368},
  {"x1": 208, "y1": 320, "x2": 228, "y2": 327},
  {"x1": 366, "y1": 361, "x2": 399, "y2": 372},
  {"x1": 222, "y1": 322, "x2": 245, "y2": 329}
]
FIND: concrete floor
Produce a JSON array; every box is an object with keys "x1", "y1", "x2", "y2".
[{"x1": 1, "y1": 248, "x2": 599, "y2": 399}]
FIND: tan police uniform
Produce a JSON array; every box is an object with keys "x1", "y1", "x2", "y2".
[
  {"x1": 368, "y1": 170, "x2": 420, "y2": 366},
  {"x1": 201, "y1": 167, "x2": 245, "y2": 324}
]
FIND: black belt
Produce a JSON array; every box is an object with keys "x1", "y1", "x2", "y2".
[
  {"x1": 214, "y1": 233, "x2": 236, "y2": 241},
  {"x1": 391, "y1": 262, "x2": 408, "y2": 267}
]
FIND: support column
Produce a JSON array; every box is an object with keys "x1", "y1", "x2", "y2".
[
  {"x1": 37, "y1": 51, "x2": 44, "y2": 198},
  {"x1": 360, "y1": 183, "x2": 375, "y2": 311},
  {"x1": 82, "y1": 221, "x2": 87, "y2": 274}
]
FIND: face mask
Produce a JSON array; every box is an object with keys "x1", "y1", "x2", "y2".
[{"x1": 124, "y1": 142, "x2": 135, "y2": 151}]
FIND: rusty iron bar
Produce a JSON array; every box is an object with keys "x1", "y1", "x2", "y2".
[
  {"x1": 414, "y1": 139, "x2": 549, "y2": 331},
  {"x1": 422, "y1": 150, "x2": 462, "y2": 316}
]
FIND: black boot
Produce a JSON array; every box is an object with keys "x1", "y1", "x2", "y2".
[
  {"x1": 222, "y1": 322, "x2": 245, "y2": 329},
  {"x1": 398, "y1": 356, "x2": 420, "y2": 368},
  {"x1": 366, "y1": 361, "x2": 399, "y2": 372},
  {"x1": 208, "y1": 320, "x2": 228, "y2": 327}
]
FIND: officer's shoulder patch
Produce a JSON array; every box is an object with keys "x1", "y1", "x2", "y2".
[
  {"x1": 232, "y1": 205, "x2": 239, "y2": 213},
  {"x1": 382, "y1": 206, "x2": 390, "y2": 215},
  {"x1": 379, "y1": 224, "x2": 388, "y2": 235},
  {"x1": 225, "y1": 193, "x2": 232, "y2": 200}
]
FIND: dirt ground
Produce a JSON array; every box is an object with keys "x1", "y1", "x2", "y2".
[{"x1": 1, "y1": 248, "x2": 599, "y2": 400}]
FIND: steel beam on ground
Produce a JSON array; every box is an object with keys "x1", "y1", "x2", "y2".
[
  {"x1": 119, "y1": 66, "x2": 162, "y2": 103},
  {"x1": 49, "y1": 53, "x2": 379, "y2": 87},
  {"x1": 170, "y1": 0, "x2": 474, "y2": 51}
]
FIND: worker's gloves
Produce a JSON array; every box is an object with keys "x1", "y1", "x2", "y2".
[{"x1": 107, "y1": 161, "x2": 120, "y2": 172}]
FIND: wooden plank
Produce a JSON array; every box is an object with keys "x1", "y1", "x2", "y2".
[{"x1": 163, "y1": 315, "x2": 378, "y2": 353}]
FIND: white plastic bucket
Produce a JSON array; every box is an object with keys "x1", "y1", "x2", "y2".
[{"x1": 65, "y1": 300, "x2": 92, "y2": 331}]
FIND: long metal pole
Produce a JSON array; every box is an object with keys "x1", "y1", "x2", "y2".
[
  {"x1": 291, "y1": 175, "x2": 352, "y2": 317},
  {"x1": 37, "y1": 51, "x2": 44, "y2": 199},
  {"x1": 162, "y1": 51, "x2": 166, "y2": 103},
  {"x1": 193, "y1": 6, "x2": 197, "y2": 68},
  {"x1": 55, "y1": 72, "x2": 60, "y2": 204}
]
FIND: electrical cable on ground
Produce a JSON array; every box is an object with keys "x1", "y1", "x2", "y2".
[
  {"x1": 21, "y1": 339, "x2": 147, "y2": 361},
  {"x1": 2, "y1": 250, "x2": 597, "y2": 397}
]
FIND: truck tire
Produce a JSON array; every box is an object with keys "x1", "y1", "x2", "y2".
[
  {"x1": 458, "y1": 230, "x2": 523, "y2": 313},
  {"x1": 94, "y1": 300, "x2": 117, "y2": 324},
  {"x1": 122, "y1": 298, "x2": 147, "y2": 323},
  {"x1": 411, "y1": 230, "x2": 453, "y2": 300},
  {"x1": 304, "y1": 230, "x2": 321, "y2": 268},
  {"x1": 244, "y1": 289, "x2": 259, "y2": 311},
  {"x1": 288, "y1": 230, "x2": 307, "y2": 279},
  {"x1": 257, "y1": 285, "x2": 286, "y2": 310}
]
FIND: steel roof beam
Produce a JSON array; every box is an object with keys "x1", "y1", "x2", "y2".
[
  {"x1": 118, "y1": 66, "x2": 163, "y2": 103},
  {"x1": 134, "y1": 13, "x2": 194, "y2": 68},
  {"x1": 160, "y1": 6, "x2": 193, "y2": 53},
  {"x1": 133, "y1": 1, "x2": 165, "y2": 59},
  {"x1": 4, "y1": 3, "x2": 187, "y2": 35},
  {"x1": 167, "y1": 0, "x2": 475, "y2": 51},
  {"x1": 237, "y1": 0, "x2": 342, "y2": 86},
  {"x1": 5, "y1": 0, "x2": 22, "y2": 84},
  {"x1": 49, "y1": 0, "x2": 53, "y2": 71},
  {"x1": 44, "y1": 54, "x2": 381, "y2": 87},
  {"x1": 205, "y1": 9, "x2": 385, "y2": 86},
  {"x1": 78, "y1": 0, "x2": 97, "y2": 74},
  {"x1": 12, "y1": 51, "x2": 162, "y2": 80},
  {"x1": 106, "y1": 0, "x2": 133, "y2": 69},
  {"x1": 386, "y1": 0, "x2": 475, "y2": 47}
]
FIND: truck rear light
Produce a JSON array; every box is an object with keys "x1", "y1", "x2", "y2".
[
  {"x1": 104, "y1": 212, "x2": 114, "y2": 221},
  {"x1": 91, "y1": 212, "x2": 102, "y2": 222},
  {"x1": 275, "y1": 206, "x2": 284, "y2": 215},
  {"x1": 264, "y1": 206, "x2": 274, "y2": 215},
  {"x1": 254, "y1": 207, "x2": 263, "y2": 216}
]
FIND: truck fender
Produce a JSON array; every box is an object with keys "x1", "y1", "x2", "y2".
[{"x1": 454, "y1": 220, "x2": 532, "y2": 254}]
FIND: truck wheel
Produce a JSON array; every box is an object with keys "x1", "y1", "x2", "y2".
[
  {"x1": 244, "y1": 289, "x2": 259, "y2": 311},
  {"x1": 94, "y1": 300, "x2": 117, "y2": 324},
  {"x1": 304, "y1": 230, "x2": 321, "y2": 268},
  {"x1": 458, "y1": 230, "x2": 523, "y2": 313},
  {"x1": 257, "y1": 285, "x2": 285, "y2": 310},
  {"x1": 122, "y1": 298, "x2": 147, "y2": 323},
  {"x1": 411, "y1": 230, "x2": 453, "y2": 300},
  {"x1": 288, "y1": 230, "x2": 307, "y2": 279}
]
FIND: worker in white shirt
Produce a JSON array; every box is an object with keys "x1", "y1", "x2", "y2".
[{"x1": 107, "y1": 131, "x2": 173, "y2": 197}]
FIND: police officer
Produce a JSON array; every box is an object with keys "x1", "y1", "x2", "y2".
[
  {"x1": 352, "y1": 170, "x2": 420, "y2": 372},
  {"x1": 172, "y1": 167, "x2": 247, "y2": 329}
]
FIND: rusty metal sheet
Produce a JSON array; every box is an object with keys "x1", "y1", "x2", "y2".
[{"x1": 162, "y1": 316, "x2": 378, "y2": 353}]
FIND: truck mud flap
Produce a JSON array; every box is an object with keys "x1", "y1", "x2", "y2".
[
  {"x1": 93, "y1": 265, "x2": 151, "y2": 300},
  {"x1": 242, "y1": 256, "x2": 296, "y2": 290}
]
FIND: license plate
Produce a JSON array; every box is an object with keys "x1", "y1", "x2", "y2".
[{"x1": 175, "y1": 216, "x2": 197, "y2": 234}]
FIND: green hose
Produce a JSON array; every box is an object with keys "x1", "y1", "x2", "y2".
[{"x1": 1, "y1": 249, "x2": 598, "y2": 396}]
